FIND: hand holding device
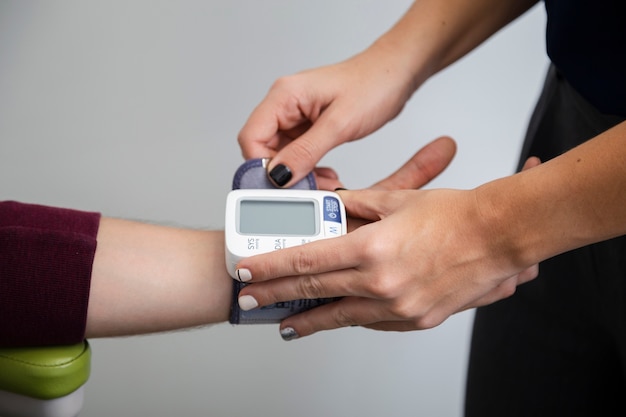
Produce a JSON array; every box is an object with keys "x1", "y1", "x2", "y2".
[{"x1": 227, "y1": 158, "x2": 346, "y2": 324}]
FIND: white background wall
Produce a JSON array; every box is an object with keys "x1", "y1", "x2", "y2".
[{"x1": 0, "y1": 2, "x2": 548, "y2": 416}]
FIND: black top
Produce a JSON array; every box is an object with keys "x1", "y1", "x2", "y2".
[{"x1": 544, "y1": 0, "x2": 626, "y2": 116}]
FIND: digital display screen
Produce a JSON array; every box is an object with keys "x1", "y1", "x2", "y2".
[{"x1": 239, "y1": 199, "x2": 317, "y2": 235}]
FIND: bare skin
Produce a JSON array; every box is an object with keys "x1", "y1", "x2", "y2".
[{"x1": 236, "y1": 0, "x2": 626, "y2": 339}]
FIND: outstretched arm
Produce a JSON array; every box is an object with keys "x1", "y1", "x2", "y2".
[{"x1": 86, "y1": 220, "x2": 232, "y2": 338}]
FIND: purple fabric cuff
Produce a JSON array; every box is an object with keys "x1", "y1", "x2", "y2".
[{"x1": 0, "y1": 201, "x2": 101, "y2": 347}]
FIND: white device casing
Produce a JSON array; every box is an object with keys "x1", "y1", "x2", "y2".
[{"x1": 225, "y1": 189, "x2": 346, "y2": 279}]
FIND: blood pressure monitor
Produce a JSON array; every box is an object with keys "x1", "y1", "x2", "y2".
[
  {"x1": 226, "y1": 158, "x2": 347, "y2": 324},
  {"x1": 225, "y1": 189, "x2": 347, "y2": 279}
]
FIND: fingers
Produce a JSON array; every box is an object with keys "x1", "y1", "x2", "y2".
[
  {"x1": 326, "y1": 137, "x2": 457, "y2": 230},
  {"x1": 263, "y1": 113, "x2": 353, "y2": 187},
  {"x1": 515, "y1": 263, "x2": 539, "y2": 285},
  {"x1": 236, "y1": 135, "x2": 544, "y2": 342},
  {"x1": 237, "y1": 102, "x2": 282, "y2": 160},
  {"x1": 317, "y1": 176, "x2": 345, "y2": 191},
  {"x1": 237, "y1": 267, "x2": 363, "y2": 314},
  {"x1": 276, "y1": 297, "x2": 434, "y2": 340},
  {"x1": 235, "y1": 231, "x2": 361, "y2": 283},
  {"x1": 239, "y1": 113, "x2": 348, "y2": 188},
  {"x1": 316, "y1": 136, "x2": 457, "y2": 193},
  {"x1": 459, "y1": 264, "x2": 539, "y2": 312},
  {"x1": 371, "y1": 136, "x2": 457, "y2": 191},
  {"x1": 336, "y1": 189, "x2": 408, "y2": 222},
  {"x1": 272, "y1": 263, "x2": 541, "y2": 340},
  {"x1": 278, "y1": 298, "x2": 380, "y2": 339},
  {"x1": 235, "y1": 189, "x2": 405, "y2": 282},
  {"x1": 238, "y1": 77, "x2": 313, "y2": 160},
  {"x1": 274, "y1": 289, "x2": 452, "y2": 339},
  {"x1": 238, "y1": 74, "x2": 351, "y2": 188},
  {"x1": 313, "y1": 166, "x2": 343, "y2": 191},
  {"x1": 521, "y1": 156, "x2": 541, "y2": 171},
  {"x1": 313, "y1": 166, "x2": 339, "y2": 182}
]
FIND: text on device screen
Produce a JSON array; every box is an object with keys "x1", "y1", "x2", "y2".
[{"x1": 239, "y1": 199, "x2": 317, "y2": 235}]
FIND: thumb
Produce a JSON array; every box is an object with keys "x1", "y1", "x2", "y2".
[
  {"x1": 370, "y1": 136, "x2": 457, "y2": 191},
  {"x1": 337, "y1": 189, "x2": 401, "y2": 224},
  {"x1": 266, "y1": 112, "x2": 353, "y2": 188}
]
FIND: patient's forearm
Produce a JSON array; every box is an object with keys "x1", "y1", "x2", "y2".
[{"x1": 86, "y1": 218, "x2": 231, "y2": 338}]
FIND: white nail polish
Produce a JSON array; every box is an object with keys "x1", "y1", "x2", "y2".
[
  {"x1": 238, "y1": 295, "x2": 259, "y2": 311},
  {"x1": 280, "y1": 327, "x2": 299, "y2": 341},
  {"x1": 236, "y1": 268, "x2": 252, "y2": 282}
]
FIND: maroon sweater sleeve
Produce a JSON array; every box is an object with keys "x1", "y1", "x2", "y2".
[{"x1": 0, "y1": 201, "x2": 101, "y2": 347}]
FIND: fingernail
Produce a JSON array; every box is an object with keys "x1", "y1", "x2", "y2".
[
  {"x1": 238, "y1": 295, "x2": 259, "y2": 311},
  {"x1": 269, "y1": 164, "x2": 292, "y2": 187},
  {"x1": 235, "y1": 268, "x2": 252, "y2": 282},
  {"x1": 280, "y1": 327, "x2": 299, "y2": 341},
  {"x1": 334, "y1": 187, "x2": 347, "y2": 191}
]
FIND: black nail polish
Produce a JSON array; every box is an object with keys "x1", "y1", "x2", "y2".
[{"x1": 269, "y1": 164, "x2": 292, "y2": 187}]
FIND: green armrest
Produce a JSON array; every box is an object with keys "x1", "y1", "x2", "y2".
[{"x1": 0, "y1": 341, "x2": 91, "y2": 400}]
